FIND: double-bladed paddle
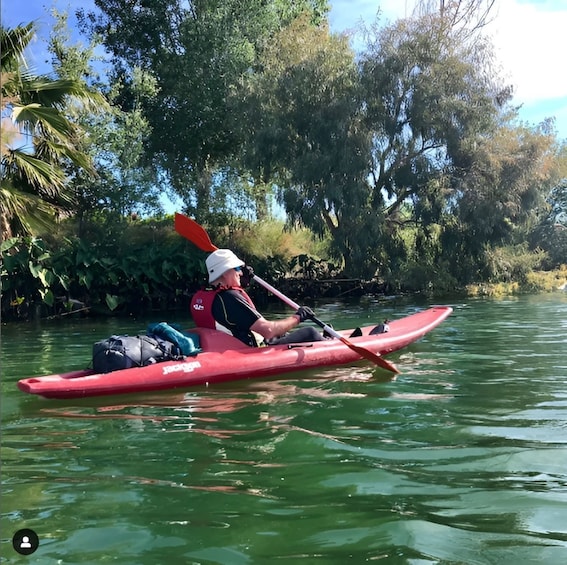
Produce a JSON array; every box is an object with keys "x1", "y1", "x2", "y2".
[{"x1": 174, "y1": 213, "x2": 400, "y2": 373}]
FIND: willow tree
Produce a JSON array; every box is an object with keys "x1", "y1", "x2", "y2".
[
  {"x1": 238, "y1": 15, "x2": 375, "y2": 273},
  {"x1": 414, "y1": 0, "x2": 496, "y2": 32},
  {"x1": 438, "y1": 120, "x2": 560, "y2": 282},
  {"x1": 241, "y1": 8, "x2": 509, "y2": 277},
  {"x1": 1, "y1": 23, "x2": 102, "y2": 238},
  {"x1": 359, "y1": 7, "x2": 516, "y2": 283}
]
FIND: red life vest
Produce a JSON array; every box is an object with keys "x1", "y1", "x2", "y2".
[{"x1": 190, "y1": 287, "x2": 256, "y2": 328}]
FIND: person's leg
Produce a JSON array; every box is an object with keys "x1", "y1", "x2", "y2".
[{"x1": 269, "y1": 326, "x2": 324, "y2": 345}]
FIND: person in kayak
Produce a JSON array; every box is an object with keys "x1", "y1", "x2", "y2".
[{"x1": 191, "y1": 249, "x2": 324, "y2": 347}]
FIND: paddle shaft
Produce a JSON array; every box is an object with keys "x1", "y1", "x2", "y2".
[
  {"x1": 255, "y1": 271, "x2": 398, "y2": 371},
  {"x1": 253, "y1": 275, "x2": 333, "y2": 335}
]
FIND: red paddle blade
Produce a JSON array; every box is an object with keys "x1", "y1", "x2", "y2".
[
  {"x1": 337, "y1": 336, "x2": 400, "y2": 373},
  {"x1": 174, "y1": 213, "x2": 218, "y2": 252}
]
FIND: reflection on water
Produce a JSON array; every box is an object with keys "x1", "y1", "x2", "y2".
[{"x1": 2, "y1": 294, "x2": 567, "y2": 563}]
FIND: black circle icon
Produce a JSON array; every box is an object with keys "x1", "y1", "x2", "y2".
[{"x1": 12, "y1": 529, "x2": 39, "y2": 556}]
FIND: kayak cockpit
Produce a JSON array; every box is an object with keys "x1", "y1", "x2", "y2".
[{"x1": 190, "y1": 327, "x2": 251, "y2": 352}]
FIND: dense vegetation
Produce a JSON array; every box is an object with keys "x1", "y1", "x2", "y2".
[{"x1": 2, "y1": 0, "x2": 566, "y2": 321}]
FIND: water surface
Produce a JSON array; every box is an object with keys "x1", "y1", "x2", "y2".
[{"x1": 2, "y1": 294, "x2": 567, "y2": 563}]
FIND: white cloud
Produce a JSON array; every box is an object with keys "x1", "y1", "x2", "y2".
[{"x1": 488, "y1": 0, "x2": 567, "y2": 103}]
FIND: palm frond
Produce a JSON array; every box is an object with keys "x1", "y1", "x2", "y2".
[
  {"x1": 0, "y1": 23, "x2": 35, "y2": 72},
  {"x1": 35, "y1": 138, "x2": 96, "y2": 174},
  {"x1": 0, "y1": 184, "x2": 62, "y2": 236},
  {"x1": 4, "y1": 149, "x2": 67, "y2": 194},
  {"x1": 20, "y1": 76, "x2": 104, "y2": 106},
  {"x1": 12, "y1": 103, "x2": 75, "y2": 137},
  {"x1": 1, "y1": 23, "x2": 104, "y2": 237}
]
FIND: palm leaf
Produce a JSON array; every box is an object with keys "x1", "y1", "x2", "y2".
[
  {"x1": 0, "y1": 24, "x2": 34, "y2": 72},
  {"x1": 4, "y1": 149, "x2": 67, "y2": 194},
  {"x1": 0, "y1": 185, "x2": 62, "y2": 235},
  {"x1": 12, "y1": 103, "x2": 75, "y2": 137},
  {"x1": 35, "y1": 138, "x2": 96, "y2": 174},
  {"x1": 20, "y1": 76, "x2": 106, "y2": 109}
]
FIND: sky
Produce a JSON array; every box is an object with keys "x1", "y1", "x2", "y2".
[
  {"x1": 328, "y1": 0, "x2": 567, "y2": 140},
  {"x1": 3, "y1": 0, "x2": 567, "y2": 141}
]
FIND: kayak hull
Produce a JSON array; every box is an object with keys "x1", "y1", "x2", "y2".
[{"x1": 17, "y1": 306, "x2": 452, "y2": 399}]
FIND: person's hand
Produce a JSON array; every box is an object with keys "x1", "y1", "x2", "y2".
[
  {"x1": 241, "y1": 264, "x2": 254, "y2": 286},
  {"x1": 295, "y1": 306, "x2": 314, "y2": 323}
]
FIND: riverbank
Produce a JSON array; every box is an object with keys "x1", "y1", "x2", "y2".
[
  {"x1": 464, "y1": 266, "x2": 567, "y2": 297},
  {"x1": 274, "y1": 266, "x2": 567, "y2": 303},
  {"x1": 3, "y1": 267, "x2": 566, "y2": 323}
]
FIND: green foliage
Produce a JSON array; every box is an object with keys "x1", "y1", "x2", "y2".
[
  {"x1": 47, "y1": 11, "x2": 162, "y2": 222},
  {"x1": 525, "y1": 265, "x2": 567, "y2": 293},
  {"x1": 384, "y1": 221, "x2": 456, "y2": 294},
  {"x1": 1, "y1": 22, "x2": 103, "y2": 238},
  {"x1": 237, "y1": 7, "x2": 519, "y2": 278},
  {"x1": 453, "y1": 123, "x2": 556, "y2": 244},
  {"x1": 482, "y1": 244, "x2": 547, "y2": 284},
  {"x1": 239, "y1": 15, "x2": 372, "y2": 272},
  {"x1": 221, "y1": 217, "x2": 331, "y2": 261},
  {"x1": 0, "y1": 214, "x2": 337, "y2": 320},
  {"x1": 288, "y1": 254, "x2": 341, "y2": 280},
  {"x1": 465, "y1": 265, "x2": 567, "y2": 297},
  {"x1": 529, "y1": 220, "x2": 567, "y2": 269},
  {"x1": 4, "y1": 5, "x2": 567, "y2": 305},
  {"x1": 1, "y1": 237, "x2": 69, "y2": 316},
  {"x1": 79, "y1": 0, "x2": 330, "y2": 219},
  {"x1": 1, "y1": 216, "x2": 205, "y2": 320}
]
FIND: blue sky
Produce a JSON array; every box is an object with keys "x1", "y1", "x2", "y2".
[
  {"x1": 3, "y1": 0, "x2": 567, "y2": 141},
  {"x1": 329, "y1": 0, "x2": 567, "y2": 140}
]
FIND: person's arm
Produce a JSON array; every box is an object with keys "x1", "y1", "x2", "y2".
[
  {"x1": 250, "y1": 306, "x2": 313, "y2": 341},
  {"x1": 250, "y1": 314, "x2": 301, "y2": 341}
]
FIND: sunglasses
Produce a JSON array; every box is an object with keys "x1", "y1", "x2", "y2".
[{"x1": 234, "y1": 266, "x2": 242, "y2": 272}]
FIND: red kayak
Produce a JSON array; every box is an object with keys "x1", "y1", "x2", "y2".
[{"x1": 17, "y1": 306, "x2": 452, "y2": 399}]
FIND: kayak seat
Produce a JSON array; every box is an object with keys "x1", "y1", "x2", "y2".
[{"x1": 190, "y1": 327, "x2": 251, "y2": 352}]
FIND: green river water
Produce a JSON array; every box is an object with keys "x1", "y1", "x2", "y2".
[{"x1": 1, "y1": 293, "x2": 567, "y2": 564}]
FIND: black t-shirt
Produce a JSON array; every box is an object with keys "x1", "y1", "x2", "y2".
[{"x1": 211, "y1": 289, "x2": 262, "y2": 346}]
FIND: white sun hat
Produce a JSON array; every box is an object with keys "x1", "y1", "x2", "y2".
[{"x1": 206, "y1": 249, "x2": 245, "y2": 283}]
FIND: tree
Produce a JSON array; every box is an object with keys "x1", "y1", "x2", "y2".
[
  {"x1": 357, "y1": 10, "x2": 513, "y2": 279},
  {"x1": 527, "y1": 138, "x2": 567, "y2": 269},
  {"x1": 414, "y1": 0, "x2": 496, "y2": 34},
  {"x1": 47, "y1": 10, "x2": 162, "y2": 230},
  {"x1": 547, "y1": 141, "x2": 567, "y2": 228},
  {"x1": 239, "y1": 15, "x2": 375, "y2": 273},
  {"x1": 78, "y1": 0, "x2": 329, "y2": 222},
  {"x1": 1, "y1": 23, "x2": 102, "y2": 238},
  {"x1": 439, "y1": 120, "x2": 559, "y2": 282},
  {"x1": 246, "y1": 9, "x2": 509, "y2": 277}
]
